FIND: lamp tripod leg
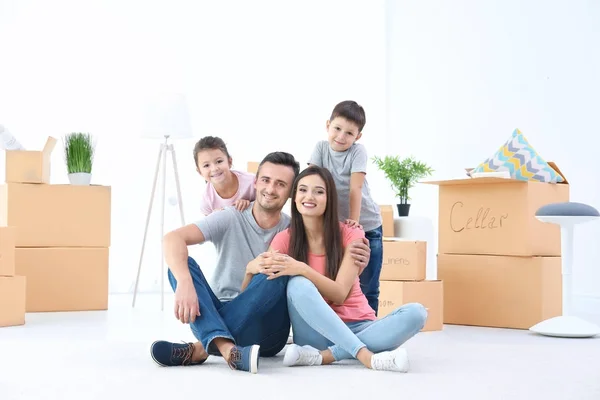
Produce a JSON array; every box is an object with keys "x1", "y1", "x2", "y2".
[
  {"x1": 133, "y1": 144, "x2": 164, "y2": 308},
  {"x1": 170, "y1": 147, "x2": 186, "y2": 227},
  {"x1": 160, "y1": 141, "x2": 168, "y2": 311}
]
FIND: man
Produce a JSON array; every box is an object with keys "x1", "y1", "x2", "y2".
[{"x1": 150, "y1": 152, "x2": 371, "y2": 374}]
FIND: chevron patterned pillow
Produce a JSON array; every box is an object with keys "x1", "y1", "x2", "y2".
[{"x1": 470, "y1": 129, "x2": 565, "y2": 183}]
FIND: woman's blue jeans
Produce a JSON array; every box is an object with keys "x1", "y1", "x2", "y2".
[{"x1": 287, "y1": 276, "x2": 427, "y2": 361}]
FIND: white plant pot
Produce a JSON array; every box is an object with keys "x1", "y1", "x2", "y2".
[{"x1": 68, "y1": 172, "x2": 92, "y2": 186}]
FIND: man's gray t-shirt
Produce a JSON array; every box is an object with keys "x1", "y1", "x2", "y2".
[
  {"x1": 194, "y1": 203, "x2": 291, "y2": 301},
  {"x1": 309, "y1": 140, "x2": 382, "y2": 232}
]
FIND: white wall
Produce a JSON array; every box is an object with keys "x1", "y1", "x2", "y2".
[
  {"x1": 385, "y1": 0, "x2": 600, "y2": 312},
  {"x1": 3, "y1": 0, "x2": 597, "y2": 312},
  {"x1": 0, "y1": 0, "x2": 389, "y2": 293}
]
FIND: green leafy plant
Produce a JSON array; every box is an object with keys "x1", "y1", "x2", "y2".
[
  {"x1": 372, "y1": 155, "x2": 434, "y2": 204},
  {"x1": 63, "y1": 132, "x2": 95, "y2": 174}
]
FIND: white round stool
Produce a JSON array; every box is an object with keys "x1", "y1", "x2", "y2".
[{"x1": 529, "y1": 202, "x2": 600, "y2": 338}]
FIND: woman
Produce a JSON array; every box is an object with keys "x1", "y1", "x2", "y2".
[{"x1": 242, "y1": 166, "x2": 427, "y2": 372}]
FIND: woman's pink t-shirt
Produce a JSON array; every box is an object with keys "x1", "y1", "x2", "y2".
[
  {"x1": 270, "y1": 222, "x2": 377, "y2": 323},
  {"x1": 199, "y1": 170, "x2": 256, "y2": 215}
]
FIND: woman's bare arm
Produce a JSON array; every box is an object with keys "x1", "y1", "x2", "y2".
[{"x1": 301, "y1": 241, "x2": 361, "y2": 305}]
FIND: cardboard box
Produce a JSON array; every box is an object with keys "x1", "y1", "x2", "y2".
[
  {"x1": 381, "y1": 239, "x2": 426, "y2": 281},
  {"x1": 378, "y1": 280, "x2": 443, "y2": 331},
  {"x1": 0, "y1": 184, "x2": 111, "y2": 247},
  {"x1": 5, "y1": 136, "x2": 57, "y2": 184},
  {"x1": 0, "y1": 275, "x2": 26, "y2": 327},
  {"x1": 437, "y1": 253, "x2": 561, "y2": 329},
  {"x1": 380, "y1": 205, "x2": 394, "y2": 237},
  {"x1": 15, "y1": 247, "x2": 109, "y2": 312},
  {"x1": 247, "y1": 161, "x2": 259, "y2": 174},
  {"x1": 423, "y1": 163, "x2": 569, "y2": 256},
  {"x1": 0, "y1": 226, "x2": 15, "y2": 276}
]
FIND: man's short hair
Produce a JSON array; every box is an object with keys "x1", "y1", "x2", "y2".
[
  {"x1": 257, "y1": 152, "x2": 300, "y2": 180},
  {"x1": 329, "y1": 100, "x2": 366, "y2": 132}
]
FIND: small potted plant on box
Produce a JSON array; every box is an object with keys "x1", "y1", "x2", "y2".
[
  {"x1": 372, "y1": 155, "x2": 434, "y2": 217},
  {"x1": 63, "y1": 132, "x2": 95, "y2": 185}
]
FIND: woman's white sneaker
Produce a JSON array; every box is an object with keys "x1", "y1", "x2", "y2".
[
  {"x1": 371, "y1": 348, "x2": 410, "y2": 372},
  {"x1": 283, "y1": 344, "x2": 322, "y2": 367}
]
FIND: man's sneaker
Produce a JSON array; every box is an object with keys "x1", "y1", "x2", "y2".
[
  {"x1": 283, "y1": 344, "x2": 322, "y2": 367},
  {"x1": 150, "y1": 341, "x2": 207, "y2": 367},
  {"x1": 227, "y1": 344, "x2": 260, "y2": 374},
  {"x1": 371, "y1": 348, "x2": 409, "y2": 372}
]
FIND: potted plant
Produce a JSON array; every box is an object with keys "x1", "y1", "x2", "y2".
[
  {"x1": 372, "y1": 155, "x2": 434, "y2": 217},
  {"x1": 63, "y1": 132, "x2": 95, "y2": 185}
]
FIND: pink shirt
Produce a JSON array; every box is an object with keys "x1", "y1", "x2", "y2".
[
  {"x1": 270, "y1": 222, "x2": 376, "y2": 323},
  {"x1": 199, "y1": 170, "x2": 256, "y2": 215}
]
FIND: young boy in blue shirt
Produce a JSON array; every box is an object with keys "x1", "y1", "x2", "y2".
[{"x1": 308, "y1": 100, "x2": 383, "y2": 314}]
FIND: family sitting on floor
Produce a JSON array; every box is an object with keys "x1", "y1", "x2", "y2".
[{"x1": 150, "y1": 101, "x2": 428, "y2": 374}]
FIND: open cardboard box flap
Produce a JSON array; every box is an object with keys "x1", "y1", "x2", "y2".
[
  {"x1": 421, "y1": 161, "x2": 568, "y2": 186},
  {"x1": 5, "y1": 136, "x2": 58, "y2": 184},
  {"x1": 42, "y1": 136, "x2": 57, "y2": 155},
  {"x1": 6, "y1": 136, "x2": 57, "y2": 155}
]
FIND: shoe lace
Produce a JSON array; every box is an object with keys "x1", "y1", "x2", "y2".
[
  {"x1": 372, "y1": 354, "x2": 397, "y2": 371},
  {"x1": 173, "y1": 342, "x2": 195, "y2": 366},
  {"x1": 298, "y1": 349, "x2": 321, "y2": 365},
  {"x1": 227, "y1": 346, "x2": 242, "y2": 370}
]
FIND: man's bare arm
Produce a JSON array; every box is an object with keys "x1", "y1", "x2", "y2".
[{"x1": 163, "y1": 224, "x2": 206, "y2": 285}]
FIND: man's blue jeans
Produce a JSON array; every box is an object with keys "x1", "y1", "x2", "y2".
[
  {"x1": 167, "y1": 257, "x2": 290, "y2": 357},
  {"x1": 359, "y1": 225, "x2": 383, "y2": 315}
]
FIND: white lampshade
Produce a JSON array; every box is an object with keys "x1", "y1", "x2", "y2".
[{"x1": 141, "y1": 92, "x2": 193, "y2": 139}]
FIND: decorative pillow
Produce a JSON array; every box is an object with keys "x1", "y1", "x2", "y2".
[{"x1": 470, "y1": 128, "x2": 564, "y2": 183}]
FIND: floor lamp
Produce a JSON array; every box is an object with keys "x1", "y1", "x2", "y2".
[
  {"x1": 529, "y1": 201, "x2": 600, "y2": 338},
  {"x1": 132, "y1": 93, "x2": 193, "y2": 310}
]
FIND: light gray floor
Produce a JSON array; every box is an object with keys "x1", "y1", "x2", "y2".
[{"x1": 1, "y1": 293, "x2": 599, "y2": 400}]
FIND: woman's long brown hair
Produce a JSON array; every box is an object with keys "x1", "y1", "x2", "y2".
[{"x1": 288, "y1": 166, "x2": 344, "y2": 280}]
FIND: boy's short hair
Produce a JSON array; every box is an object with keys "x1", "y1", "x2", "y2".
[
  {"x1": 329, "y1": 100, "x2": 366, "y2": 132},
  {"x1": 258, "y1": 152, "x2": 300, "y2": 180},
  {"x1": 193, "y1": 136, "x2": 231, "y2": 167}
]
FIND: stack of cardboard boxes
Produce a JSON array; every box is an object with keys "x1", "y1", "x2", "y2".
[
  {"x1": 1, "y1": 137, "x2": 112, "y2": 313},
  {"x1": 377, "y1": 205, "x2": 444, "y2": 331},
  {"x1": 0, "y1": 226, "x2": 26, "y2": 327},
  {"x1": 426, "y1": 163, "x2": 568, "y2": 329}
]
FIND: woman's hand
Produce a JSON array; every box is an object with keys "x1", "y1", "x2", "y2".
[
  {"x1": 259, "y1": 254, "x2": 309, "y2": 280},
  {"x1": 246, "y1": 250, "x2": 279, "y2": 275}
]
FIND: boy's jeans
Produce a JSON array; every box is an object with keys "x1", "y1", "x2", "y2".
[
  {"x1": 359, "y1": 225, "x2": 383, "y2": 314},
  {"x1": 287, "y1": 276, "x2": 427, "y2": 360},
  {"x1": 167, "y1": 257, "x2": 290, "y2": 357}
]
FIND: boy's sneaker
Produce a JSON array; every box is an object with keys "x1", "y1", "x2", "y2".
[
  {"x1": 150, "y1": 340, "x2": 207, "y2": 367},
  {"x1": 283, "y1": 344, "x2": 322, "y2": 367},
  {"x1": 227, "y1": 344, "x2": 260, "y2": 374},
  {"x1": 371, "y1": 348, "x2": 410, "y2": 372}
]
